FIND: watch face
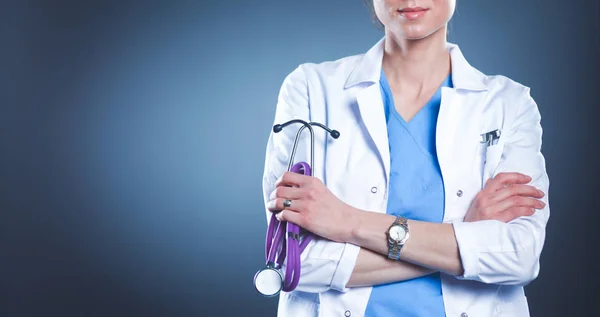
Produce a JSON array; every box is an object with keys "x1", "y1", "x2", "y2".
[{"x1": 389, "y1": 225, "x2": 406, "y2": 242}]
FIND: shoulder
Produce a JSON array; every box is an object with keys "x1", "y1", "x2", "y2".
[
  {"x1": 476, "y1": 71, "x2": 542, "y2": 127},
  {"x1": 274, "y1": 53, "x2": 365, "y2": 111},
  {"x1": 448, "y1": 42, "x2": 534, "y2": 105},
  {"x1": 448, "y1": 41, "x2": 535, "y2": 108},
  {"x1": 474, "y1": 69, "x2": 539, "y2": 120},
  {"x1": 483, "y1": 73, "x2": 533, "y2": 101},
  {"x1": 280, "y1": 53, "x2": 365, "y2": 90},
  {"x1": 299, "y1": 53, "x2": 364, "y2": 77}
]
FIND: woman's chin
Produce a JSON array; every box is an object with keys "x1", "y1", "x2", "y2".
[{"x1": 393, "y1": 25, "x2": 444, "y2": 41}]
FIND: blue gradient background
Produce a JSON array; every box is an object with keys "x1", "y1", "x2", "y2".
[{"x1": 2, "y1": 0, "x2": 599, "y2": 316}]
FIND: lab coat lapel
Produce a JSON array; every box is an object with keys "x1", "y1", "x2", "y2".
[
  {"x1": 436, "y1": 87, "x2": 460, "y2": 180},
  {"x1": 437, "y1": 88, "x2": 487, "y2": 222},
  {"x1": 436, "y1": 89, "x2": 483, "y2": 177},
  {"x1": 346, "y1": 37, "x2": 390, "y2": 184},
  {"x1": 437, "y1": 44, "x2": 489, "y2": 221},
  {"x1": 437, "y1": 43, "x2": 489, "y2": 175},
  {"x1": 355, "y1": 84, "x2": 390, "y2": 182}
]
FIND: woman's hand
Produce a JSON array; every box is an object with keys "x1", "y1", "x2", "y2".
[
  {"x1": 267, "y1": 171, "x2": 356, "y2": 243},
  {"x1": 465, "y1": 172, "x2": 546, "y2": 223}
]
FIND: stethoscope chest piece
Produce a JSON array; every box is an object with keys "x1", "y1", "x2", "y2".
[{"x1": 254, "y1": 264, "x2": 284, "y2": 297}]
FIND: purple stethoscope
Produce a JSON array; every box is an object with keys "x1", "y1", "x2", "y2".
[{"x1": 254, "y1": 119, "x2": 340, "y2": 297}]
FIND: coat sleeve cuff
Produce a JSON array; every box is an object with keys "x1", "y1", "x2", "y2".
[
  {"x1": 329, "y1": 243, "x2": 361, "y2": 292},
  {"x1": 452, "y1": 221, "x2": 481, "y2": 280}
]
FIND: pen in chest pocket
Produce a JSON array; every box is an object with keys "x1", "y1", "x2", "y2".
[
  {"x1": 479, "y1": 129, "x2": 502, "y2": 187},
  {"x1": 480, "y1": 129, "x2": 502, "y2": 147}
]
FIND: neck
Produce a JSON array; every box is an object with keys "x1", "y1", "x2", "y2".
[{"x1": 382, "y1": 27, "x2": 451, "y2": 96}]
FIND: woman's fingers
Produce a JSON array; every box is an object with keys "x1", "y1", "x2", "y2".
[
  {"x1": 491, "y1": 184, "x2": 545, "y2": 203},
  {"x1": 506, "y1": 206, "x2": 536, "y2": 220},
  {"x1": 267, "y1": 198, "x2": 306, "y2": 227},
  {"x1": 274, "y1": 171, "x2": 313, "y2": 188},
  {"x1": 490, "y1": 196, "x2": 546, "y2": 216},
  {"x1": 466, "y1": 172, "x2": 547, "y2": 223},
  {"x1": 269, "y1": 185, "x2": 303, "y2": 201},
  {"x1": 494, "y1": 207, "x2": 536, "y2": 223},
  {"x1": 485, "y1": 172, "x2": 532, "y2": 193},
  {"x1": 276, "y1": 209, "x2": 304, "y2": 226},
  {"x1": 267, "y1": 197, "x2": 307, "y2": 213}
]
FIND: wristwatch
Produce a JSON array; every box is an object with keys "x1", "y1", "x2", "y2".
[{"x1": 386, "y1": 216, "x2": 410, "y2": 260}]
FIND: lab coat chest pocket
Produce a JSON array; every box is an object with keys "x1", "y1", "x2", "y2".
[
  {"x1": 481, "y1": 142, "x2": 504, "y2": 187},
  {"x1": 476, "y1": 106, "x2": 506, "y2": 189},
  {"x1": 278, "y1": 292, "x2": 320, "y2": 317}
]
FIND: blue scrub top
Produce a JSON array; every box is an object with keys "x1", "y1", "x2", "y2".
[{"x1": 363, "y1": 70, "x2": 452, "y2": 317}]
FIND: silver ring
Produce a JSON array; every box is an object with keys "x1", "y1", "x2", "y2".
[{"x1": 283, "y1": 199, "x2": 292, "y2": 208}]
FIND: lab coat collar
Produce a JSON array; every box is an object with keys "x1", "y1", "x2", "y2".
[{"x1": 344, "y1": 36, "x2": 488, "y2": 91}]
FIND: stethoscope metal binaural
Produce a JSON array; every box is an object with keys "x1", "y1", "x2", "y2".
[{"x1": 253, "y1": 119, "x2": 340, "y2": 297}]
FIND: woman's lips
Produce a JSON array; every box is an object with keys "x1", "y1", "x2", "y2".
[{"x1": 398, "y1": 7, "x2": 428, "y2": 20}]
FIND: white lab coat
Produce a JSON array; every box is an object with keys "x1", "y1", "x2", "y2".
[{"x1": 261, "y1": 37, "x2": 550, "y2": 317}]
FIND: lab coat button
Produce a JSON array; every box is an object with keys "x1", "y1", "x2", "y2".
[
  {"x1": 460, "y1": 313, "x2": 468, "y2": 317},
  {"x1": 456, "y1": 190, "x2": 463, "y2": 197},
  {"x1": 371, "y1": 186, "x2": 378, "y2": 193},
  {"x1": 344, "y1": 310, "x2": 351, "y2": 317}
]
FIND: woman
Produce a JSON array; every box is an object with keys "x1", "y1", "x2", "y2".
[{"x1": 261, "y1": 0, "x2": 550, "y2": 316}]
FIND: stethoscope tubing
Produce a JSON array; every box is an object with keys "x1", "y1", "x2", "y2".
[
  {"x1": 257, "y1": 119, "x2": 339, "y2": 295},
  {"x1": 268, "y1": 120, "x2": 313, "y2": 292}
]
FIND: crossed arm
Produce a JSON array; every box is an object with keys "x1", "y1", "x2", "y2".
[
  {"x1": 268, "y1": 171, "x2": 546, "y2": 288},
  {"x1": 348, "y1": 174, "x2": 545, "y2": 287}
]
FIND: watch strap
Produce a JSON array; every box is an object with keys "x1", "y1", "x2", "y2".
[{"x1": 388, "y1": 239, "x2": 401, "y2": 260}]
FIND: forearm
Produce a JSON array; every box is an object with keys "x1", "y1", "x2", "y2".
[
  {"x1": 346, "y1": 247, "x2": 435, "y2": 288},
  {"x1": 348, "y1": 208, "x2": 464, "y2": 276}
]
